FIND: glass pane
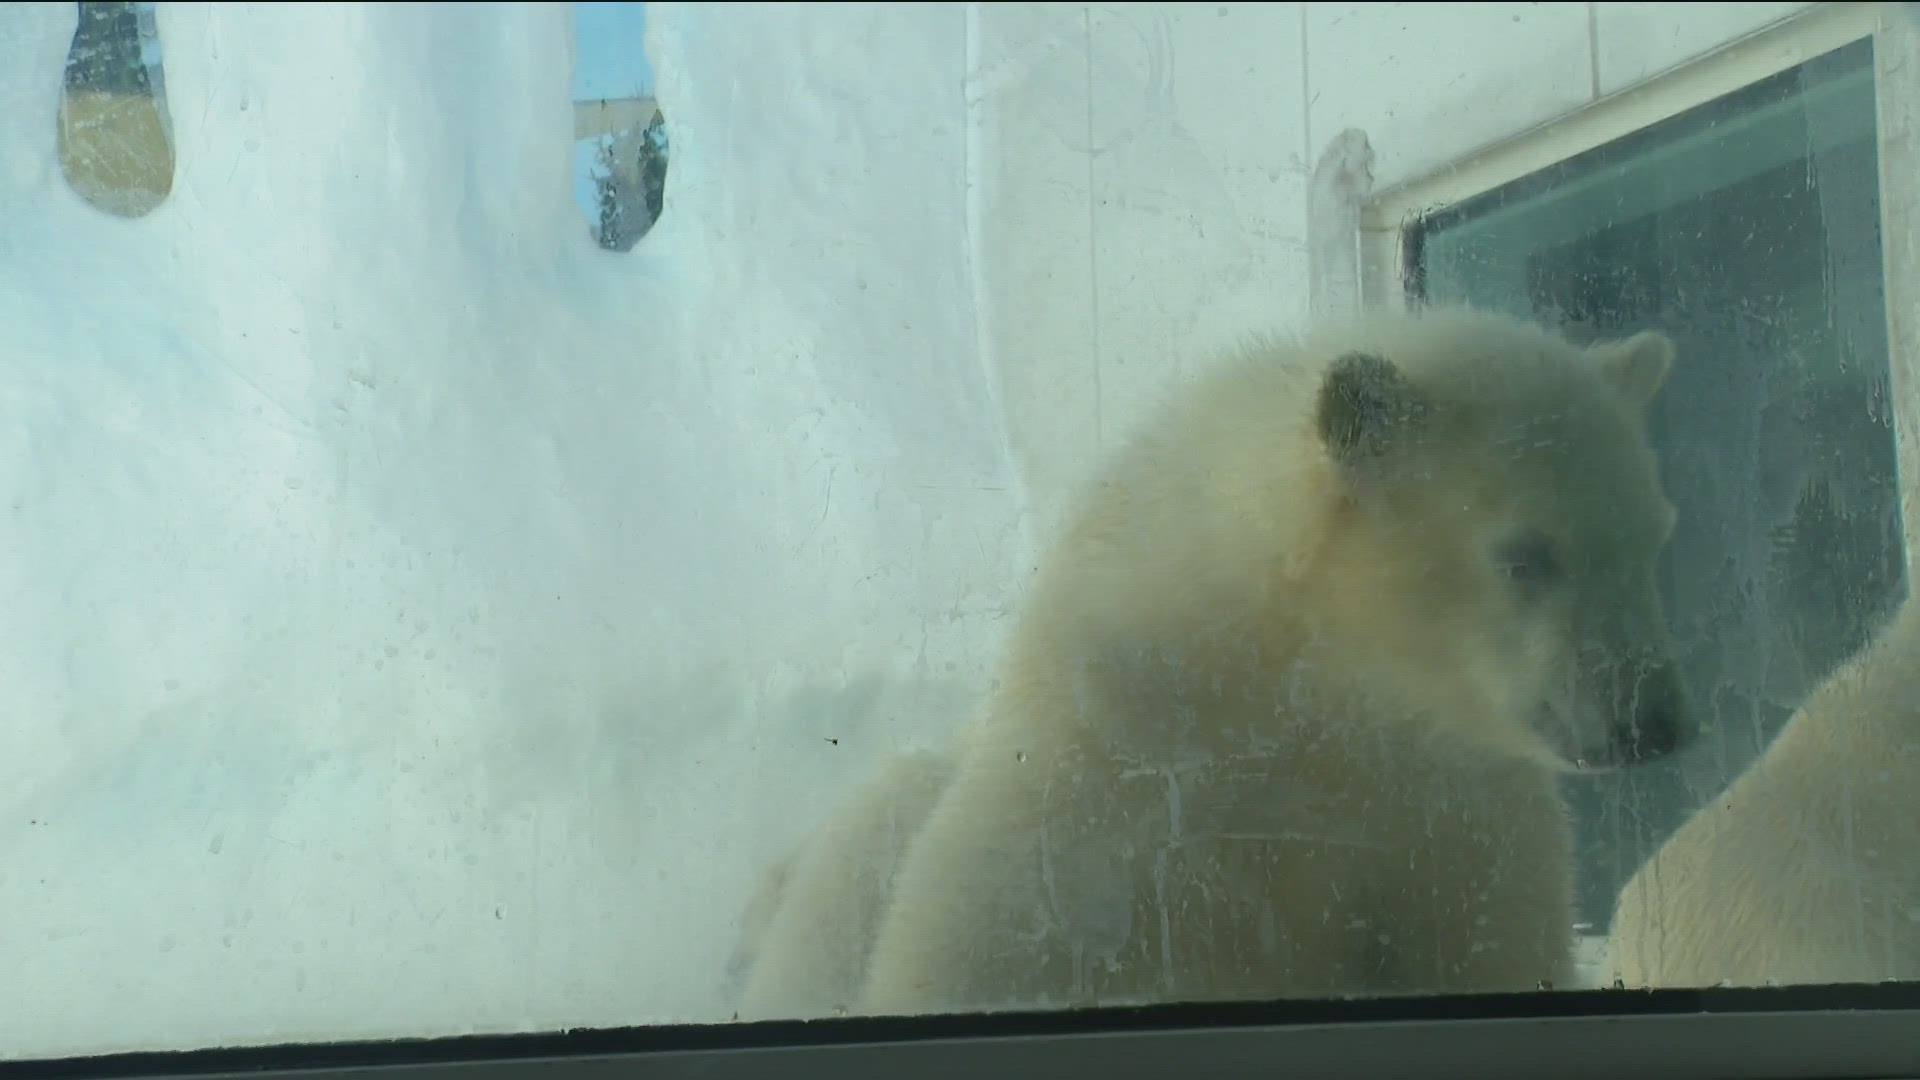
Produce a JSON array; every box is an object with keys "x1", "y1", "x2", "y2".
[
  {"x1": 1416, "y1": 37, "x2": 1906, "y2": 942},
  {"x1": 3, "y1": 1, "x2": 1913, "y2": 1062},
  {"x1": 58, "y1": 1, "x2": 172, "y2": 217},
  {"x1": 573, "y1": 2, "x2": 667, "y2": 250}
]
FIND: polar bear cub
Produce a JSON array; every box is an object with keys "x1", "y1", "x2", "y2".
[{"x1": 857, "y1": 307, "x2": 1692, "y2": 1015}]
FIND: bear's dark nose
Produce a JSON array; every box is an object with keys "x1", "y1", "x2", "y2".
[{"x1": 1616, "y1": 660, "x2": 1688, "y2": 762}]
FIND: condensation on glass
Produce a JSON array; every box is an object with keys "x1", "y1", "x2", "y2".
[{"x1": 3, "y1": 1, "x2": 1917, "y2": 1065}]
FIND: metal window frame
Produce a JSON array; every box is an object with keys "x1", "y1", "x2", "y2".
[
  {"x1": 7, "y1": 985, "x2": 1920, "y2": 1080},
  {"x1": 1362, "y1": 0, "x2": 1920, "y2": 549}
]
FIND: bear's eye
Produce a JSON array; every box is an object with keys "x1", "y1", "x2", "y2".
[{"x1": 1495, "y1": 528, "x2": 1560, "y2": 600}]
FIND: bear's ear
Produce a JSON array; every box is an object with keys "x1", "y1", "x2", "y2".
[
  {"x1": 1591, "y1": 330, "x2": 1675, "y2": 408},
  {"x1": 1316, "y1": 350, "x2": 1428, "y2": 465}
]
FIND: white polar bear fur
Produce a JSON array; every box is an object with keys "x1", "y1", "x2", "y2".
[
  {"x1": 857, "y1": 308, "x2": 1685, "y2": 1016},
  {"x1": 734, "y1": 752, "x2": 954, "y2": 1020},
  {"x1": 1609, "y1": 598, "x2": 1920, "y2": 988}
]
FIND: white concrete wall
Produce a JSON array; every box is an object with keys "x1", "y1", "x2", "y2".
[
  {"x1": 979, "y1": 1, "x2": 1812, "y2": 525},
  {"x1": 0, "y1": 0, "x2": 1818, "y2": 1058}
]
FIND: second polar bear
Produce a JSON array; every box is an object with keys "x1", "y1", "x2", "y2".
[
  {"x1": 734, "y1": 752, "x2": 953, "y2": 1020},
  {"x1": 861, "y1": 307, "x2": 1693, "y2": 1015},
  {"x1": 1609, "y1": 598, "x2": 1920, "y2": 988}
]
